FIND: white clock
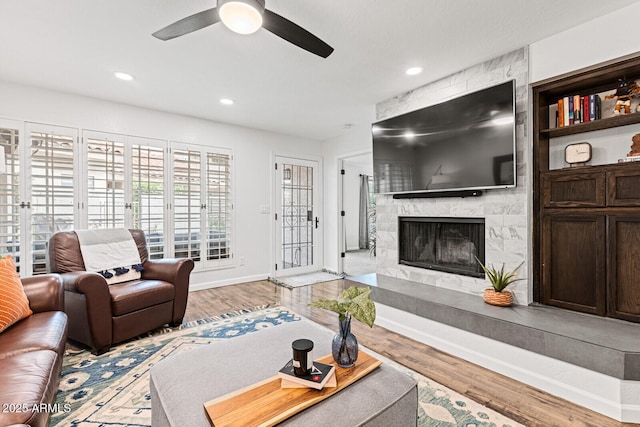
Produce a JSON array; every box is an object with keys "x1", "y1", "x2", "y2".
[{"x1": 564, "y1": 142, "x2": 592, "y2": 166}]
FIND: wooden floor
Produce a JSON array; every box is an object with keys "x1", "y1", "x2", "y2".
[{"x1": 184, "y1": 279, "x2": 636, "y2": 427}]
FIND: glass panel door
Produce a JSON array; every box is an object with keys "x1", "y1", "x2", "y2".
[
  {"x1": 0, "y1": 124, "x2": 21, "y2": 272},
  {"x1": 275, "y1": 156, "x2": 320, "y2": 275},
  {"x1": 85, "y1": 132, "x2": 126, "y2": 229},
  {"x1": 171, "y1": 142, "x2": 234, "y2": 269},
  {"x1": 205, "y1": 152, "x2": 232, "y2": 263},
  {"x1": 172, "y1": 147, "x2": 202, "y2": 261},
  {"x1": 131, "y1": 138, "x2": 166, "y2": 259},
  {"x1": 27, "y1": 124, "x2": 78, "y2": 275}
]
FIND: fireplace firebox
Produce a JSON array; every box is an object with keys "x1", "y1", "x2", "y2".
[{"x1": 398, "y1": 217, "x2": 485, "y2": 278}]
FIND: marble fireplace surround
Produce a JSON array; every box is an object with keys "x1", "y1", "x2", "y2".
[
  {"x1": 375, "y1": 48, "x2": 530, "y2": 305},
  {"x1": 369, "y1": 48, "x2": 640, "y2": 422}
]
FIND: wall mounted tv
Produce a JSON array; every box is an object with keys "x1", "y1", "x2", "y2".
[{"x1": 372, "y1": 80, "x2": 516, "y2": 195}]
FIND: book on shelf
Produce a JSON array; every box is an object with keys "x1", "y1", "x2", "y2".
[
  {"x1": 583, "y1": 96, "x2": 590, "y2": 122},
  {"x1": 554, "y1": 94, "x2": 602, "y2": 127},
  {"x1": 592, "y1": 94, "x2": 601, "y2": 121},
  {"x1": 557, "y1": 99, "x2": 564, "y2": 127},
  {"x1": 549, "y1": 103, "x2": 559, "y2": 128},
  {"x1": 278, "y1": 359, "x2": 336, "y2": 390},
  {"x1": 618, "y1": 156, "x2": 640, "y2": 163}
]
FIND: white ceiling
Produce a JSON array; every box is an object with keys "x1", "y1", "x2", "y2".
[{"x1": 2, "y1": 1, "x2": 638, "y2": 141}]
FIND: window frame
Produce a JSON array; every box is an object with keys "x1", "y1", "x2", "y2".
[
  {"x1": 1, "y1": 120, "x2": 235, "y2": 276},
  {"x1": 170, "y1": 141, "x2": 234, "y2": 271},
  {"x1": 25, "y1": 122, "x2": 80, "y2": 275}
]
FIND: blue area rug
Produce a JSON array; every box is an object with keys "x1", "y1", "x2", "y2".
[{"x1": 52, "y1": 306, "x2": 521, "y2": 427}]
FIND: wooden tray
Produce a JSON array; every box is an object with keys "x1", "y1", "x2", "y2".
[{"x1": 204, "y1": 351, "x2": 381, "y2": 427}]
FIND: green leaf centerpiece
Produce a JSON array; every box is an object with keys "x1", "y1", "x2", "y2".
[
  {"x1": 308, "y1": 286, "x2": 376, "y2": 367},
  {"x1": 308, "y1": 285, "x2": 376, "y2": 327}
]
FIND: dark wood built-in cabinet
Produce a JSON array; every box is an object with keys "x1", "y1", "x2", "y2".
[
  {"x1": 542, "y1": 213, "x2": 606, "y2": 315},
  {"x1": 533, "y1": 55, "x2": 640, "y2": 323}
]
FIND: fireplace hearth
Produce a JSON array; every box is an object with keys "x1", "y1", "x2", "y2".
[{"x1": 398, "y1": 217, "x2": 485, "y2": 278}]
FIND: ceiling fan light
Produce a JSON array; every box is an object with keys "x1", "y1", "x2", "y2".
[{"x1": 219, "y1": 0, "x2": 264, "y2": 35}]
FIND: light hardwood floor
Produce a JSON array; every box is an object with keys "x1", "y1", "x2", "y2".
[{"x1": 184, "y1": 279, "x2": 636, "y2": 427}]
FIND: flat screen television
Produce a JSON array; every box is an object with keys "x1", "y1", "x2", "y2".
[{"x1": 372, "y1": 80, "x2": 516, "y2": 195}]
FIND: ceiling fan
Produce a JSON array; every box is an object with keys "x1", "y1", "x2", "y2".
[{"x1": 152, "y1": 0, "x2": 334, "y2": 58}]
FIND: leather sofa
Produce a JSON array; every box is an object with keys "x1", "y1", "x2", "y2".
[
  {"x1": 48, "y1": 229, "x2": 194, "y2": 355},
  {"x1": 0, "y1": 274, "x2": 68, "y2": 427}
]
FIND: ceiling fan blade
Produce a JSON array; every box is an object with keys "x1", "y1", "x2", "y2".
[
  {"x1": 152, "y1": 8, "x2": 220, "y2": 41},
  {"x1": 262, "y1": 9, "x2": 333, "y2": 58}
]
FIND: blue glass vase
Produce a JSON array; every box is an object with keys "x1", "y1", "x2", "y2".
[{"x1": 332, "y1": 315, "x2": 358, "y2": 367}]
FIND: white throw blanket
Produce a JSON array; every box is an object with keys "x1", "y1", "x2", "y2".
[{"x1": 76, "y1": 228, "x2": 143, "y2": 284}]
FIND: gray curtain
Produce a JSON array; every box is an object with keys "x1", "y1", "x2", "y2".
[{"x1": 359, "y1": 175, "x2": 370, "y2": 249}]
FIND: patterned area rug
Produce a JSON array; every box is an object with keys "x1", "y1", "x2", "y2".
[
  {"x1": 269, "y1": 270, "x2": 345, "y2": 288},
  {"x1": 52, "y1": 306, "x2": 522, "y2": 427}
]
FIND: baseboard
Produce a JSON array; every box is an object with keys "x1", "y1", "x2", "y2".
[
  {"x1": 189, "y1": 274, "x2": 269, "y2": 292},
  {"x1": 375, "y1": 303, "x2": 640, "y2": 423}
]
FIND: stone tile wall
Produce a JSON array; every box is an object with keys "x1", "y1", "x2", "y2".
[{"x1": 375, "y1": 48, "x2": 530, "y2": 304}]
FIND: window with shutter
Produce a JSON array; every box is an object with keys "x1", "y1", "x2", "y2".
[
  {"x1": 132, "y1": 142, "x2": 166, "y2": 259},
  {"x1": 86, "y1": 135, "x2": 126, "y2": 229},
  {"x1": 29, "y1": 125, "x2": 77, "y2": 274},
  {"x1": 0, "y1": 126, "x2": 21, "y2": 272}
]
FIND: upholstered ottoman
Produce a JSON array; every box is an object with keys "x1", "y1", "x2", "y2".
[{"x1": 150, "y1": 318, "x2": 417, "y2": 426}]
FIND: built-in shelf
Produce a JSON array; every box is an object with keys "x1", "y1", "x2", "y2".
[
  {"x1": 541, "y1": 112, "x2": 640, "y2": 138},
  {"x1": 545, "y1": 158, "x2": 640, "y2": 173},
  {"x1": 534, "y1": 54, "x2": 640, "y2": 322}
]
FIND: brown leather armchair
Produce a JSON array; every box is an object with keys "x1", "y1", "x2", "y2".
[{"x1": 48, "y1": 229, "x2": 194, "y2": 355}]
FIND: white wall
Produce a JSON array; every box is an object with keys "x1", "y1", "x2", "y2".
[
  {"x1": 530, "y1": 2, "x2": 640, "y2": 83},
  {"x1": 0, "y1": 81, "x2": 322, "y2": 289},
  {"x1": 321, "y1": 122, "x2": 375, "y2": 273}
]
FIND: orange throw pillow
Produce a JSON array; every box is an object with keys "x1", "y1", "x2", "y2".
[{"x1": 0, "y1": 255, "x2": 32, "y2": 333}]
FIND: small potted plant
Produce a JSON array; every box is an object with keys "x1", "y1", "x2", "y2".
[
  {"x1": 308, "y1": 286, "x2": 375, "y2": 367},
  {"x1": 475, "y1": 257, "x2": 524, "y2": 306}
]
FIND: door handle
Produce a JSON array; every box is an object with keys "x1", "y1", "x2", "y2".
[{"x1": 315, "y1": 217, "x2": 319, "y2": 229}]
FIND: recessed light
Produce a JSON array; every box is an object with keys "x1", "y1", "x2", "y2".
[
  {"x1": 406, "y1": 67, "x2": 423, "y2": 76},
  {"x1": 114, "y1": 71, "x2": 135, "y2": 81},
  {"x1": 220, "y1": 98, "x2": 235, "y2": 105}
]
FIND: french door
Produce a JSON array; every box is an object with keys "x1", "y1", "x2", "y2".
[
  {"x1": 274, "y1": 156, "x2": 321, "y2": 276},
  {"x1": 26, "y1": 123, "x2": 79, "y2": 275}
]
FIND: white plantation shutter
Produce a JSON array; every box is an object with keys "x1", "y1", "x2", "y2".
[
  {"x1": 172, "y1": 142, "x2": 233, "y2": 268},
  {"x1": 85, "y1": 134, "x2": 126, "y2": 229},
  {"x1": 206, "y1": 152, "x2": 231, "y2": 261},
  {"x1": 131, "y1": 141, "x2": 166, "y2": 259},
  {"x1": 172, "y1": 147, "x2": 202, "y2": 260},
  {"x1": 0, "y1": 125, "x2": 21, "y2": 272},
  {"x1": 28, "y1": 124, "x2": 78, "y2": 275},
  {"x1": 1, "y1": 122, "x2": 233, "y2": 275}
]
